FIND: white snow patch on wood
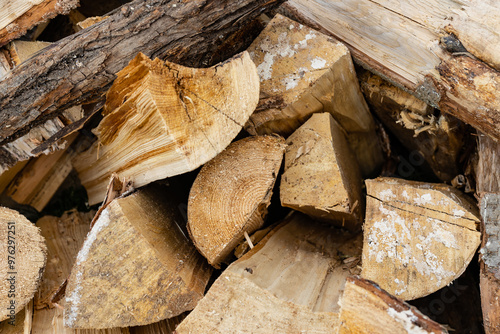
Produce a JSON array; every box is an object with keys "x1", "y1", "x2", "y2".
[
  {"x1": 64, "y1": 208, "x2": 111, "y2": 327},
  {"x1": 387, "y1": 308, "x2": 431, "y2": 334}
]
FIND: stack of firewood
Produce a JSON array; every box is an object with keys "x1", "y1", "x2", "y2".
[{"x1": 0, "y1": 0, "x2": 498, "y2": 333}]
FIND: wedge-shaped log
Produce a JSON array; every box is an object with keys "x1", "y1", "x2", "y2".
[
  {"x1": 177, "y1": 212, "x2": 362, "y2": 333},
  {"x1": 74, "y1": 52, "x2": 259, "y2": 205},
  {"x1": 245, "y1": 14, "x2": 383, "y2": 177},
  {"x1": 362, "y1": 177, "x2": 480, "y2": 300},
  {"x1": 187, "y1": 135, "x2": 285, "y2": 268},
  {"x1": 339, "y1": 276, "x2": 448, "y2": 334},
  {"x1": 280, "y1": 113, "x2": 363, "y2": 230},
  {"x1": 0, "y1": 207, "x2": 46, "y2": 322},
  {"x1": 32, "y1": 210, "x2": 127, "y2": 334},
  {"x1": 359, "y1": 71, "x2": 466, "y2": 182},
  {"x1": 64, "y1": 185, "x2": 212, "y2": 328}
]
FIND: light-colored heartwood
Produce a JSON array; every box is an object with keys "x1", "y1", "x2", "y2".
[
  {"x1": 177, "y1": 212, "x2": 362, "y2": 333},
  {"x1": 245, "y1": 14, "x2": 383, "y2": 177},
  {"x1": 188, "y1": 135, "x2": 285, "y2": 268},
  {"x1": 280, "y1": 113, "x2": 363, "y2": 230},
  {"x1": 74, "y1": 51, "x2": 260, "y2": 205},
  {"x1": 362, "y1": 177, "x2": 480, "y2": 300},
  {"x1": 64, "y1": 185, "x2": 212, "y2": 328}
]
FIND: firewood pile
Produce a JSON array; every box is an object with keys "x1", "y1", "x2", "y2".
[{"x1": 0, "y1": 0, "x2": 498, "y2": 333}]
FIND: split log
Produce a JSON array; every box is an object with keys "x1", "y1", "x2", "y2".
[
  {"x1": 5, "y1": 133, "x2": 77, "y2": 211},
  {"x1": 0, "y1": 0, "x2": 78, "y2": 46},
  {"x1": 280, "y1": 112, "x2": 363, "y2": 230},
  {"x1": 0, "y1": 0, "x2": 283, "y2": 170},
  {"x1": 74, "y1": 51, "x2": 259, "y2": 205},
  {"x1": 0, "y1": 160, "x2": 27, "y2": 194},
  {"x1": 0, "y1": 306, "x2": 30, "y2": 333},
  {"x1": 282, "y1": 0, "x2": 500, "y2": 141},
  {"x1": 64, "y1": 185, "x2": 212, "y2": 328},
  {"x1": 0, "y1": 207, "x2": 46, "y2": 322},
  {"x1": 176, "y1": 212, "x2": 362, "y2": 333},
  {"x1": 187, "y1": 135, "x2": 285, "y2": 268},
  {"x1": 476, "y1": 133, "x2": 500, "y2": 333},
  {"x1": 31, "y1": 210, "x2": 129, "y2": 334},
  {"x1": 339, "y1": 276, "x2": 448, "y2": 334},
  {"x1": 359, "y1": 71, "x2": 466, "y2": 182},
  {"x1": 245, "y1": 14, "x2": 383, "y2": 177},
  {"x1": 362, "y1": 177, "x2": 480, "y2": 300}
]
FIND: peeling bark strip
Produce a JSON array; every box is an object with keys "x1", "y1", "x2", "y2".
[
  {"x1": 0, "y1": 0, "x2": 283, "y2": 144},
  {"x1": 283, "y1": 0, "x2": 500, "y2": 140}
]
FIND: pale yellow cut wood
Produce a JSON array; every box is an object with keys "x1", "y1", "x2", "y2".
[
  {"x1": 34, "y1": 210, "x2": 94, "y2": 310},
  {"x1": 176, "y1": 212, "x2": 362, "y2": 333},
  {"x1": 64, "y1": 185, "x2": 212, "y2": 328},
  {"x1": 359, "y1": 71, "x2": 465, "y2": 182},
  {"x1": 76, "y1": 16, "x2": 109, "y2": 32},
  {"x1": 6, "y1": 133, "x2": 77, "y2": 211},
  {"x1": 0, "y1": 207, "x2": 46, "y2": 321},
  {"x1": 74, "y1": 51, "x2": 260, "y2": 205},
  {"x1": 0, "y1": 0, "x2": 45, "y2": 31},
  {"x1": 285, "y1": 0, "x2": 500, "y2": 140},
  {"x1": 32, "y1": 210, "x2": 128, "y2": 334},
  {"x1": 0, "y1": 160, "x2": 27, "y2": 194},
  {"x1": 362, "y1": 177, "x2": 480, "y2": 300},
  {"x1": 245, "y1": 14, "x2": 383, "y2": 177},
  {"x1": 280, "y1": 112, "x2": 363, "y2": 230},
  {"x1": 187, "y1": 135, "x2": 285, "y2": 268},
  {"x1": 338, "y1": 276, "x2": 448, "y2": 334},
  {"x1": 0, "y1": 307, "x2": 27, "y2": 333},
  {"x1": 8, "y1": 40, "x2": 51, "y2": 65}
]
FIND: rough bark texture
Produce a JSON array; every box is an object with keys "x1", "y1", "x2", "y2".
[
  {"x1": 0, "y1": 0, "x2": 283, "y2": 158},
  {"x1": 476, "y1": 133, "x2": 500, "y2": 334}
]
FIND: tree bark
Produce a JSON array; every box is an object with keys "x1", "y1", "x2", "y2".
[{"x1": 0, "y1": 0, "x2": 283, "y2": 150}]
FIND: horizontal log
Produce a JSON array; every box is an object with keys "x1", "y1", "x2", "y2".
[
  {"x1": 0, "y1": 0, "x2": 283, "y2": 153},
  {"x1": 283, "y1": 0, "x2": 500, "y2": 140}
]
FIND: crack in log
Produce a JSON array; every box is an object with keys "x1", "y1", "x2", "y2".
[{"x1": 367, "y1": 194, "x2": 479, "y2": 232}]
